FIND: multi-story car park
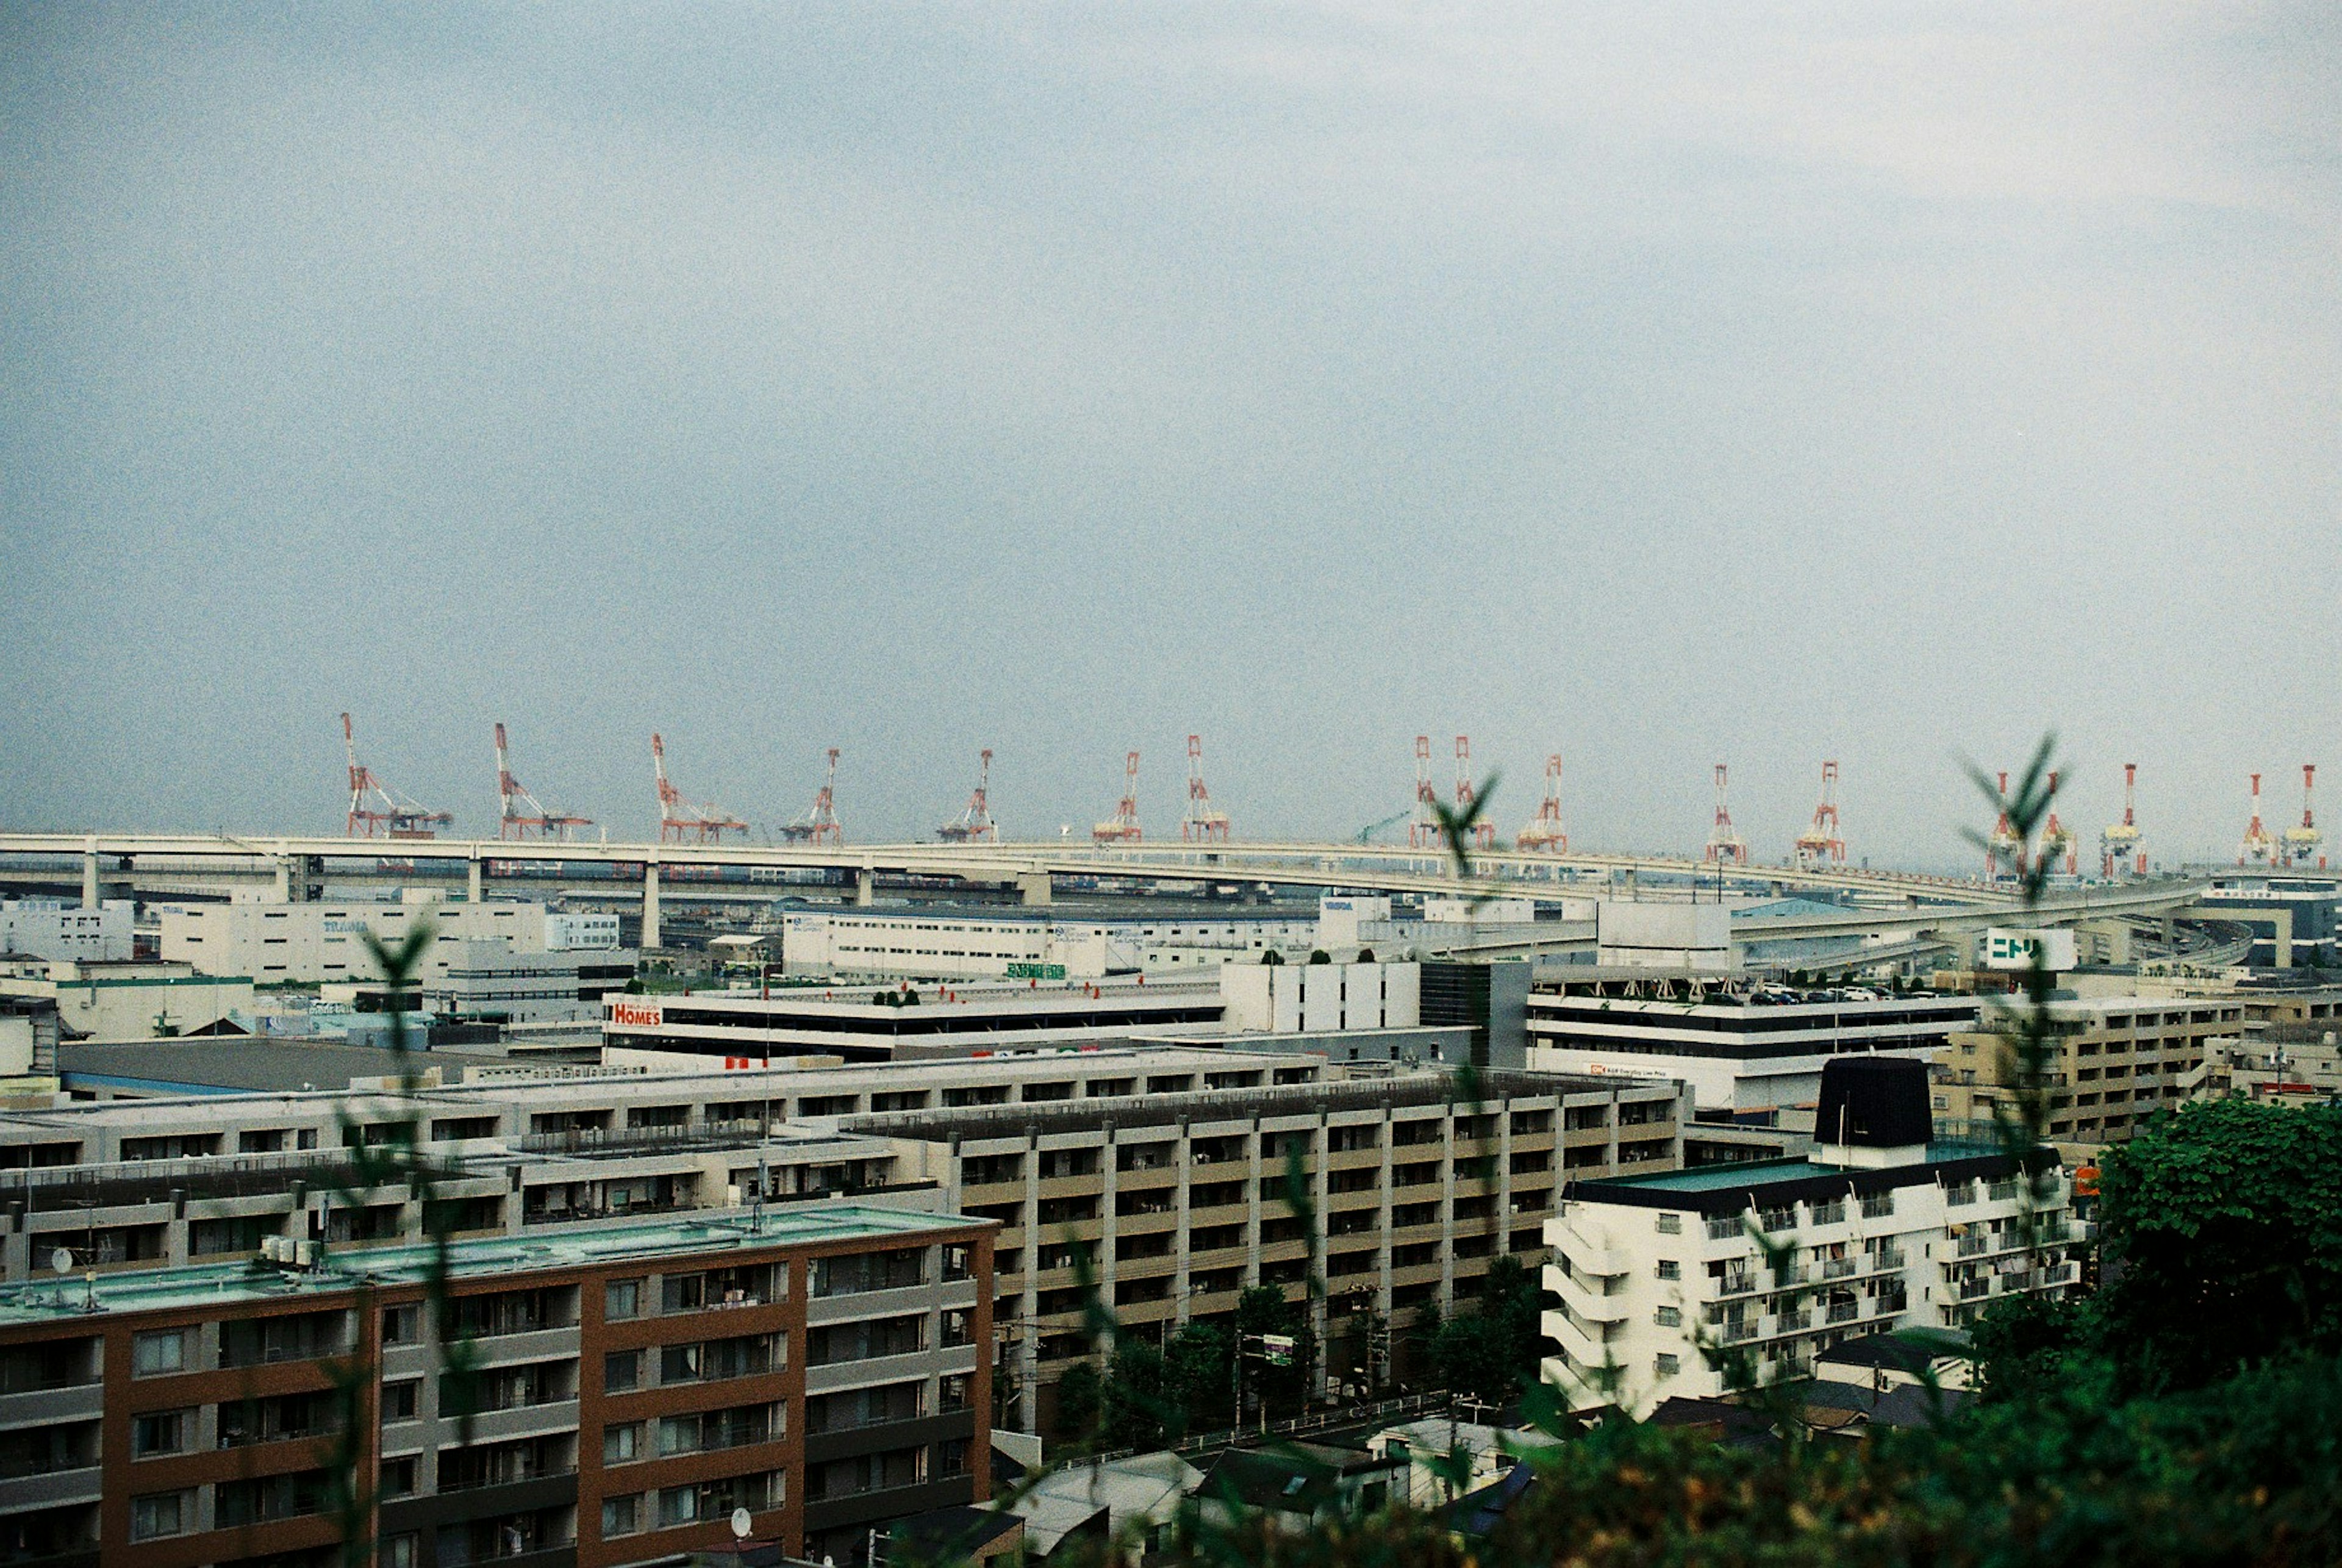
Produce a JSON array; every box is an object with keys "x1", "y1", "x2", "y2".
[
  {"x1": 601, "y1": 979, "x2": 1228, "y2": 1064},
  {"x1": 0, "y1": 1205, "x2": 990, "y2": 1568},
  {"x1": 853, "y1": 1069, "x2": 1691, "y2": 1431},
  {"x1": 1524, "y1": 972, "x2": 1982, "y2": 1113},
  {"x1": 1543, "y1": 1058, "x2": 2074, "y2": 1418},
  {"x1": 1933, "y1": 993, "x2": 2246, "y2": 1149}
]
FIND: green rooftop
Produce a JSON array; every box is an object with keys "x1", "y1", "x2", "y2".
[
  {"x1": 1584, "y1": 1141, "x2": 2004, "y2": 1194},
  {"x1": 0, "y1": 1205, "x2": 977, "y2": 1325}
]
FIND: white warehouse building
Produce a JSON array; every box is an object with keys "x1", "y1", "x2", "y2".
[
  {"x1": 159, "y1": 897, "x2": 552, "y2": 984},
  {"x1": 1544, "y1": 1057, "x2": 2075, "y2": 1417},
  {"x1": 0, "y1": 899, "x2": 134, "y2": 962},
  {"x1": 778, "y1": 908, "x2": 1314, "y2": 982}
]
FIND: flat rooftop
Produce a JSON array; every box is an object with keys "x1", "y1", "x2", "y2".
[
  {"x1": 0, "y1": 1205, "x2": 978, "y2": 1325},
  {"x1": 60, "y1": 1038, "x2": 509, "y2": 1096}
]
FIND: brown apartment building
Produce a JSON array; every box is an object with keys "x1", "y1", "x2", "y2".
[{"x1": 0, "y1": 1206, "x2": 990, "y2": 1568}]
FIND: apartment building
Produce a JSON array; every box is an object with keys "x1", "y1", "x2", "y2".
[
  {"x1": 1544, "y1": 1058, "x2": 2075, "y2": 1417},
  {"x1": 0, "y1": 1049, "x2": 1306, "y2": 1283},
  {"x1": 855, "y1": 1067, "x2": 1691, "y2": 1431},
  {"x1": 1526, "y1": 972, "x2": 1982, "y2": 1112},
  {"x1": 1933, "y1": 993, "x2": 2246, "y2": 1148},
  {"x1": 0, "y1": 1205, "x2": 990, "y2": 1568}
]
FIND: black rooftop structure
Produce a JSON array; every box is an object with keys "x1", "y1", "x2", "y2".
[{"x1": 1813, "y1": 1055, "x2": 1932, "y2": 1149}]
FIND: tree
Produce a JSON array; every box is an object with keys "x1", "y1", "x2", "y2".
[
  {"x1": 1106, "y1": 1339, "x2": 1171, "y2": 1451},
  {"x1": 2088, "y1": 1099, "x2": 2342, "y2": 1393},
  {"x1": 1308, "y1": 948, "x2": 1333, "y2": 964},
  {"x1": 1052, "y1": 1361, "x2": 1105, "y2": 1455},
  {"x1": 1165, "y1": 1321, "x2": 1234, "y2": 1430},
  {"x1": 1236, "y1": 1286, "x2": 1312, "y2": 1420}
]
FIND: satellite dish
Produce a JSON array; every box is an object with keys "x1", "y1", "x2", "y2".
[
  {"x1": 730, "y1": 1507, "x2": 753, "y2": 1541},
  {"x1": 49, "y1": 1248, "x2": 73, "y2": 1276}
]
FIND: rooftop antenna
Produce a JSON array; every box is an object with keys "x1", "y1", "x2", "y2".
[{"x1": 1516, "y1": 754, "x2": 1568, "y2": 853}]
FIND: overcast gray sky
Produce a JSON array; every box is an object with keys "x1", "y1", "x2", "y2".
[{"x1": 3, "y1": 2, "x2": 2336, "y2": 869}]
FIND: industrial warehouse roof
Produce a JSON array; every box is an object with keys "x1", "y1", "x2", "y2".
[
  {"x1": 0, "y1": 1205, "x2": 983, "y2": 1326},
  {"x1": 59, "y1": 1037, "x2": 507, "y2": 1095}
]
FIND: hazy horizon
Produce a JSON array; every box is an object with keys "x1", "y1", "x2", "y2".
[{"x1": 4, "y1": 5, "x2": 2336, "y2": 871}]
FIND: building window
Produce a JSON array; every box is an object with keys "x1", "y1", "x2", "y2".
[
  {"x1": 379, "y1": 1534, "x2": 416, "y2": 1568},
  {"x1": 382, "y1": 1306, "x2": 421, "y2": 1345},
  {"x1": 132, "y1": 1330, "x2": 187, "y2": 1377},
  {"x1": 601, "y1": 1494, "x2": 642, "y2": 1538},
  {"x1": 1655, "y1": 1354, "x2": 1680, "y2": 1377},
  {"x1": 1656, "y1": 1259, "x2": 1681, "y2": 1281},
  {"x1": 132, "y1": 1409, "x2": 189, "y2": 1457},
  {"x1": 604, "y1": 1350, "x2": 642, "y2": 1392},
  {"x1": 379, "y1": 1458, "x2": 417, "y2": 1499},
  {"x1": 605, "y1": 1280, "x2": 642, "y2": 1322},
  {"x1": 1655, "y1": 1306, "x2": 1681, "y2": 1328},
  {"x1": 131, "y1": 1491, "x2": 188, "y2": 1541},
  {"x1": 604, "y1": 1423, "x2": 643, "y2": 1464},
  {"x1": 1655, "y1": 1212, "x2": 1681, "y2": 1235},
  {"x1": 382, "y1": 1380, "x2": 419, "y2": 1421}
]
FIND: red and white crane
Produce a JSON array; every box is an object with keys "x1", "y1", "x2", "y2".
[
  {"x1": 1703, "y1": 763, "x2": 1749, "y2": 867},
  {"x1": 495, "y1": 722, "x2": 592, "y2": 841},
  {"x1": 1092, "y1": 751, "x2": 1143, "y2": 844},
  {"x1": 1180, "y1": 734, "x2": 1231, "y2": 843},
  {"x1": 2041, "y1": 770, "x2": 2077, "y2": 877},
  {"x1": 937, "y1": 750, "x2": 998, "y2": 844},
  {"x1": 653, "y1": 732, "x2": 748, "y2": 845},
  {"x1": 2240, "y1": 772, "x2": 2277, "y2": 866},
  {"x1": 1408, "y1": 736, "x2": 1442, "y2": 850},
  {"x1": 342, "y1": 712, "x2": 452, "y2": 839},
  {"x1": 1516, "y1": 754, "x2": 1569, "y2": 853},
  {"x1": 1794, "y1": 761, "x2": 1845, "y2": 869},
  {"x1": 781, "y1": 748, "x2": 843, "y2": 846},
  {"x1": 2100, "y1": 763, "x2": 2145, "y2": 879},
  {"x1": 2281, "y1": 764, "x2": 2325, "y2": 868},
  {"x1": 1453, "y1": 736, "x2": 1494, "y2": 850},
  {"x1": 1986, "y1": 770, "x2": 2023, "y2": 880}
]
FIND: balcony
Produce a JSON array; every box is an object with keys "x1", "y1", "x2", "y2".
[
  {"x1": 1824, "y1": 1300, "x2": 1858, "y2": 1325},
  {"x1": 1959, "y1": 1278, "x2": 1991, "y2": 1300},
  {"x1": 1552, "y1": 1269, "x2": 1630, "y2": 1323},
  {"x1": 1820, "y1": 1258, "x2": 1857, "y2": 1281},
  {"x1": 1719, "y1": 1320, "x2": 1760, "y2": 1346}
]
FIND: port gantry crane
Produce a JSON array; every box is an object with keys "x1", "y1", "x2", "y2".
[
  {"x1": 1794, "y1": 761, "x2": 1845, "y2": 870},
  {"x1": 1986, "y1": 771, "x2": 2023, "y2": 880},
  {"x1": 342, "y1": 712, "x2": 453, "y2": 839},
  {"x1": 937, "y1": 750, "x2": 998, "y2": 844},
  {"x1": 1703, "y1": 763, "x2": 1749, "y2": 867},
  {"x1": 2240, "y1": 772, "x2": 2277, "y2": 866},
  {"x1": 2039, "y1": 771, "x2": 2079, "y2": 877},
  {"x1": 1408, "y1": 737, "x2": 1443, "y2": 850},
  {"x1": 2100, "y1": 763, "x2": 2146, "y2": 879},
  {"x1": 1181, "y1": 734, "x2": 1231, "y2": 843},
  {"x1": 1092, "y1": 751, "x2": 1143, "y2": 844},
  {"x1": 2281, "y1": 764, "x2": 2325, "y2": 869},
  {"x1": 781, "y1": 749, "x2": 843, "y2": 846},
  {"x1": 1452, "y1": 736, "x2": 1496, "y2": 850},
  {"x1": 1516, "y1": 754, "x2": 1569, "y2": 853},
  {"x1": 652, "y1": 732, "x2": 748, "y2": 845},
  {"x1": 495, "y1": 722, "x2": 593, "y2": 841}
]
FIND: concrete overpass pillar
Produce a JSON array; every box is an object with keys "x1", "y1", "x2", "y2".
[
  {"x1": 1018, "y1": 870, "x2": 1052, "y2": 908},
  {"x1": 81, "y1": 837, "x2": 98, "y2": 909},
  {"x1": 271, "y1": 858, "x2": 293, "y2": 903},
  {"x1": 854, "y1": 867, "x2": 875, "y2": 908},
  {"x1": 643, "y1": 861, "x2": 662, "y2": 951},
  {"x1": 467, "y1": 851, "x2": 484, "y2": 906}
]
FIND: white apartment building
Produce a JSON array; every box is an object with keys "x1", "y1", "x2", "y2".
[
  {"x1": 0, "y1": 898, "x2": 134, "y2": 962},
  {"x1": 1527, "y1": 973, "x2": 1980, "y2": 1112},
  {"x1": 160, "y1": 898, "x2": 550, "y2": 983},
  {"x1": 1544, "y1": 1058, "x2": 2075, "y2": 1417}
]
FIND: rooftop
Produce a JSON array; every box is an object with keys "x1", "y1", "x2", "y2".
[
  {"x1": 0, "y1": 1205, "x2": 978, "y2": 1325},
  {"x1": 59, "y1": 1037, "x2": 509, "y2": 1096},
  {"x1": 1587, "y1": 1140, "x2": 2004, "y2": 1194}
]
